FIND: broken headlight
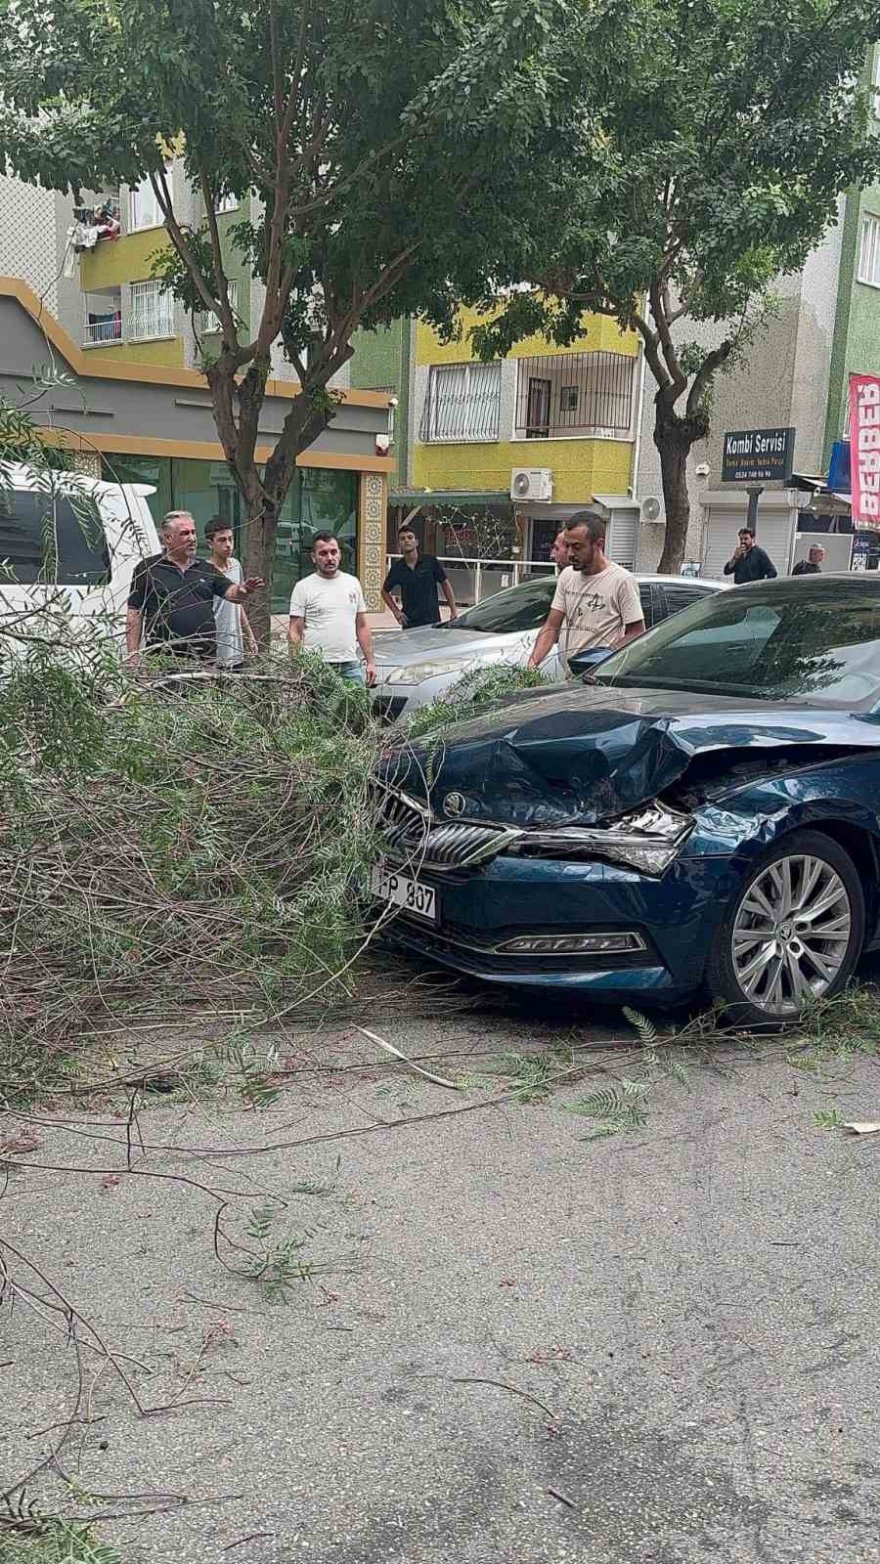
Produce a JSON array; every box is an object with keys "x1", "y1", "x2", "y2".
[{"x1": 509, "y1": 801, "x2": 694, "y2": 875}]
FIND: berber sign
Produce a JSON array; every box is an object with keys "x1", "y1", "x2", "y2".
[
  {"x1": 849, "y1": 373, "x2": 880, "y2": 532},
  {"x1": 721, "y1": 427, "x2": 795, "y2": 484}
]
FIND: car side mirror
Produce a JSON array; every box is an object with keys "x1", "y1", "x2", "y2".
[{"x1": 567, "y1": 645, "x2": 616, "y2": 678}]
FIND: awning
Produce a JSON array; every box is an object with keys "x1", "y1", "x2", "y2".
[{"x1": 388, "y1": 488, "x2": 510, "y2": 508}]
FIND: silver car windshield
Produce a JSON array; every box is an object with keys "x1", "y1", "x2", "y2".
[{"x1": 593, "y1": 581, "x2": 880, "y2": 708}]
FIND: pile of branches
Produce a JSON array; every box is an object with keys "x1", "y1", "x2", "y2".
[{"x1": 0, "y1": 654, "x2": 384, "y2": 1097}]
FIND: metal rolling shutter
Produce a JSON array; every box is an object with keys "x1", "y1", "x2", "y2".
[
  {"x1": 703, "y1": 509, "x2": 793, "y2": 580},
  {"x1": 607, "y1": 507, "x2": 639, "y2": 569}
]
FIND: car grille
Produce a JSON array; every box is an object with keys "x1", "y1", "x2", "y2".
[{"x1": 372, "y1": 783, "x2": 518, "y2": 872}]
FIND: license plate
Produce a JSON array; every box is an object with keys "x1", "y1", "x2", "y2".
[{"x1": 370, "y1": 864, "x2": 436, "y2": 923}]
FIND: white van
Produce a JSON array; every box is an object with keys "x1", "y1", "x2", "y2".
[{"x1": 0, "y1": 463, "x2": 160, "y2": 654}]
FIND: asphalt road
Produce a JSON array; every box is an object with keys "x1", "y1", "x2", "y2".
[{"x1": 1, "y1": 1005, "x2": 879, "y2": 1563}]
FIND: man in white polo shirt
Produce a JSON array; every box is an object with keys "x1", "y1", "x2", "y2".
[
  {"x1": 288, "y1": 531, "x2": 376, "y2": 685},
  {"x1": 528, "y1": 510, "x2": 645, "y2": 673}
]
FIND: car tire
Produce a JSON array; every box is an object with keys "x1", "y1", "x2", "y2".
[{"x1": 705, "y1": 829, "x2": 865, "y2": 1028}]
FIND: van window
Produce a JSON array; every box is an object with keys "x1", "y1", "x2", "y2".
[{"x1": 0, "y1": 489, "x2": 110, "y2": 585}]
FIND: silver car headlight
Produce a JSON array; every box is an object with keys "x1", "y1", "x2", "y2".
[
  {"x1": 383, "y1": 659, "x2": 480, "y2": 686},
  {"x1": 510, "y1": 801, "x2": 694, "y2": 875}
]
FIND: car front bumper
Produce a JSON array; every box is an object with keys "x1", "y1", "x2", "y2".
[{"x1": 377, "y1": 851, "x2": 741, "y2": 1001}]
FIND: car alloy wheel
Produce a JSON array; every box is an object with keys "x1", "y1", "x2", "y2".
[
  {"x1": 731, "y1": 854, "x2": 851, "y2": 1015},
  {"x1": 707, "y1": 829, "x2": 865, "y2": 1025}
]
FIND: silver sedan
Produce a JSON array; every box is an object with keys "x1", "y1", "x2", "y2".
[{"x1": 371, "y1": 572, "x2": 726, "y2": 720}]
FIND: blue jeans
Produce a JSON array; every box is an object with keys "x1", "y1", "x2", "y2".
[{"x1": 330, "y1": 661, "x2": 365, "y2": 685}]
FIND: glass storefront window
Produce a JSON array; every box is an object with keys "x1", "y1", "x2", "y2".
[
  {"x1": 102, "y1": 454, "x2": 358, "y2": 610},
  {"x1": 272, "y1": 468, "x2": 358, "y2": 614}
]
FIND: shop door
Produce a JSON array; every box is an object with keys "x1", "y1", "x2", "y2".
[{"x1": 703, "y1": 509, "x2": 794, "y2": 579}]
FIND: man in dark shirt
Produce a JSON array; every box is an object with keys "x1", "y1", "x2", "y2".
[
  {"x1": 126, "y1": 510, "x2": 263, "y2": 661},
  {"x1": 792, "y1": 544, "x2": 825, "y2": 575},
  {"x1": 381, "y1": 525, "x2": 457, "y2": 627},
  {"x1": 723, "y1": 527, "x2": 778, "y2": 585}
]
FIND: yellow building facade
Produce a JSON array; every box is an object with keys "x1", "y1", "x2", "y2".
[{"x1": 409, "y1": 308, "x2": 643, "y2": 574}]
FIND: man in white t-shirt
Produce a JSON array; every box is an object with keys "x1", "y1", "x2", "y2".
[
  {"x1": 205, "y1": 516, "x2": 258, "y2": 669},
  {"x1": 288, "y1": 531, "x2": 377, "y2": 685},
  {"x1": 527, "y1": 511, "x2": 645, "y2": 673}
]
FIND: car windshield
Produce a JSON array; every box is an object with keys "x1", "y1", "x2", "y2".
[
  {"x1": 451, "y1": 575, "x2": 556, "y2": 634},
  {"x1": 592, "y1": 580, "x2": 880, "y2": 708}
]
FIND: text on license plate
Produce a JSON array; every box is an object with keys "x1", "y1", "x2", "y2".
[{"x1": 370, "y1": 864, "x2": 436, "y2": 922}]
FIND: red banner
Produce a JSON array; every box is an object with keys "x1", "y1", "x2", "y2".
[{"x1": 849, "y1": 373, "x2": 880, "y2": 531}]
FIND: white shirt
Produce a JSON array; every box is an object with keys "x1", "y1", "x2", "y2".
[
  {"x1": 552, "y1": 562, "x2": 643, "y2": 664},
  {"x1": 212, "y1": 556, "x2": 244, "y2": 667},
  {"x1": 289, "y1": 570, "x2": 367, "y2": 664}
]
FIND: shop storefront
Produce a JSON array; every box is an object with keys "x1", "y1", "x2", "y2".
[
  {"x1": 101, "y1": 454, "x2": 357, "y2": 612},
  {"x1": 1, "y1": 278, "x2": 391, "y2": 611}
]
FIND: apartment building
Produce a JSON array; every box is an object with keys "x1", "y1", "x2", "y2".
[
  {"x1": 392, "y1": 309, "x2": 640, "y2": 601},
  {"x1": 0, "y1": 170, "x2": 391, "y2": 608},
  {"x1": 633, "y1": 50, "x2": 880, "y2": 577}
]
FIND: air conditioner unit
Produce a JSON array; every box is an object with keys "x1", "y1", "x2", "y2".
[
  {"x1": 510, "y1": 467, "x2": 553, "y2": 502},
  {"x1": 640, "y1": 495, "x2": 663, "y2": 523}
]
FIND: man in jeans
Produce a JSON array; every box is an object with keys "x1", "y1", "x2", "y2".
[{"x1": 288, "y1": 532, "x2": 376, "y2": 685}]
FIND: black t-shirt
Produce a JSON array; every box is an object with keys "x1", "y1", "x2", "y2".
[
  {"x1": 724, "y1": 545, "x2": 777, "y2": 584},
  {"x1": 128, "y1": 555, "x2": 231, "y2": 657},
  {"x1": 792, "y1": 560, "x2": 821, "y2": 575},
  {"x1": 382, "y1": 553, "x2": 447, "y2": 626}
]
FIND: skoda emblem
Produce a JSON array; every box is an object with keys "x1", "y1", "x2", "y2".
[{"x1": 444, "y1": 791, "x2": 467, "y2": 819}]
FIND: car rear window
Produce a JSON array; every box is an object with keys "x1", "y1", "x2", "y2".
[
  {"x1": 452, "y1": 575, "x2": 556, "y2": 633},
  {"x1": 0, "y1": 487, "x2": 110, "y2": 586}
]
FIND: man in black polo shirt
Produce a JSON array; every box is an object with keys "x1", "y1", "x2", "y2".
[
  {"x1": 381, "y1": 525, "x2": 457, "y2": 627},
  {"x1": 126, "y1": 510, "x2": 263, "y2": 662}
]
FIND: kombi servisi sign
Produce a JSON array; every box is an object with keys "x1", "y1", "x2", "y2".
[{"x1": 721, "y1": 427, "x2": 795, "y2": 484}]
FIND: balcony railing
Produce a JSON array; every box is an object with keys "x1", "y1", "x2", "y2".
[
  {"x1": 83, "y1": 314, "x2": 122, "y2": 345},
  {"x1": 514, "y1": 351, "x2": 636, "y2": 440}
]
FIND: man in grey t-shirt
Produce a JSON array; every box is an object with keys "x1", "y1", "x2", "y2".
[{"x1": 205, "y1": 516, "x2": 258, "y2": 668}]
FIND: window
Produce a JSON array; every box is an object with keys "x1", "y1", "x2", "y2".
[
  {"x1": 419, "y1": 362, "x2": 501, "y2": 442},
  {"x1": 453, "y1": 575, "x2": 556, "y2": 633},
  {"x1": 514, "y1": 352, "x2": 635, "y2": 438},
  {"x1": 0, "y1": 488, "x2": 109, "y2": 585},
  {"x1": 201, "y1": 280, "x2": 239, "y2": 335},
  {"x1": 129, "y1": 280, "x2": 175, "y2": 340},
  {"x1": 857, "y1": 214, "x2": 880, "y2": 288},
  {"x1": 128, "y1": 170, "x2": 170, "y2": 232}
]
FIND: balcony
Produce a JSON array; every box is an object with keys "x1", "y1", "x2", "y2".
[
  {"x1": 83, "y1": 289, "x2": 122, "y2": 346},
  {"x1": 514, "y1": 351, "x2": 636, "y2": 440}
]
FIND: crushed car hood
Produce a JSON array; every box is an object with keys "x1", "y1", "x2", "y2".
[{"x1": 386, "y1": 684, "x2": 880, "y2": 826}]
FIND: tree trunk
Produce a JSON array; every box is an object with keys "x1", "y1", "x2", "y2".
[
  {"x1": 241, "y1": 485, "x2": 279, "y2": 649},
  {"x1": 654, "y1": 411, "x2": 698, "y2": 576}
]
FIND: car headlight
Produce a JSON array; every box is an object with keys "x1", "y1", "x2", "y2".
[
  {"x1": 510, "y1": 801, "x2": 694, "y2": 875},
  {"x1": 383, "y1": 659, "x2": 473, "y2": 686}
]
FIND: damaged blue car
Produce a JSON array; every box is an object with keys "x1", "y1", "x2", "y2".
[{"x1": 372, "y1": 575, "x2": 880, "y2": 1024}]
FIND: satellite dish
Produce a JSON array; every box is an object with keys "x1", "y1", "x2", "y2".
[{"x1": 640, "y1": 496, "x2": 662, "y2": 523}]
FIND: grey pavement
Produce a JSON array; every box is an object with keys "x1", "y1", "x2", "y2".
[{"x1": 1, "y1": 1007, "x2": 880, "y2": 1563}]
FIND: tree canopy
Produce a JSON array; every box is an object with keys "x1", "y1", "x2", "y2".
[
  {"x1": 465, "y1": 0, "x2": 880, "y2": 567},
  {"x1": 0, "y1": 0, "x2": 571, "y2": 626}
]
